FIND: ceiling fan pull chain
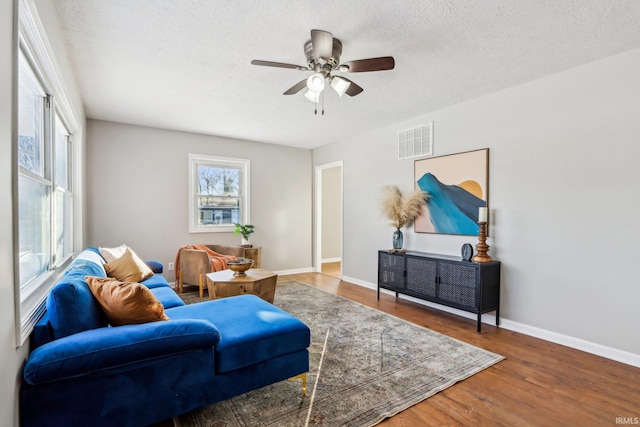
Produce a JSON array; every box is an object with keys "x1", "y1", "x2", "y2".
[{"x1": 322, "y1": 90, "x2": 325, "y2": 115}]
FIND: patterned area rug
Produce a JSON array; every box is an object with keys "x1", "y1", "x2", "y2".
[{"x1": 176, "y1": 281, "x2": 504, "y2": 427}]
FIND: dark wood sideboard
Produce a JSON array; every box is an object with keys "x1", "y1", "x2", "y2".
[{"x1": 377, "y1": 250, "x2": 501, "y2": 332}]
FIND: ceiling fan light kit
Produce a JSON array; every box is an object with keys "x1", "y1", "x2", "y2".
[
  {"x1": 306, "y1": 73, "x2": 325, "y2": 92},
  {"x1": 251, "y1": 29, "x2": 395, "y2": 114}
]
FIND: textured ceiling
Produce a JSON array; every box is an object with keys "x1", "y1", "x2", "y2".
[{"x1": 53, "y1": 0, "x2": 640, "y2": 149}]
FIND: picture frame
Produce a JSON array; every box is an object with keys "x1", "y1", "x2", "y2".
[{"x1": 414, "y1": 148, "x2": 489, "y2": 236}]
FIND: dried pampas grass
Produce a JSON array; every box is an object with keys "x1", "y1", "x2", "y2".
[{"x1": 381, "y1": 185, "x2": 428, "y2": 229}]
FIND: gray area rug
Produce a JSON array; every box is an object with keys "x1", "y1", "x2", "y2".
[{"x1": 176, "y1": 281, "x2": 504, "y2": 426}]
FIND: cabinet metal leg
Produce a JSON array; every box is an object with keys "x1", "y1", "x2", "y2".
[{"x1": 477, "y1": 313, "x2": 482, "y2": 333}]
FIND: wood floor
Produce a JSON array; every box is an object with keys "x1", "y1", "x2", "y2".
[
  {"x1": 154, "y1": 271, "x2": 639, "y2": 426},
  {"x1": 320, "y1": 261, "x2": 341, "y2": 278},
  {"x1": 280, "y1": 272, "x2": 640, "y2": 426}
]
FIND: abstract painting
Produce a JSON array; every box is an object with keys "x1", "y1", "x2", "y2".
[{"x1": 414, "y1": 149, "x2": 488, "y2": 235}]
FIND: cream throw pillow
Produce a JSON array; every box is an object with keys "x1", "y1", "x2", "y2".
[
  {"x1": 104, "y1": 247, "x2": 154, "y2": 282},
  {"x1": 99, "y1": 244, "x2": 128, "y2": 263},
  {"x1": 86, "y1": 276, "x2": 169, "y2": 326}
]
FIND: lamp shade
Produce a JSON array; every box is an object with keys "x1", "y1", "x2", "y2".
[
  {"x1": 306, "y1": 73, "x2": 325, "y2": 92},
  {"x1": 304, "y1": 89, "x2": 319, "y2": 103},
  {"x1": 330, "y1": 76, "x2": 351, "y2": 97}
]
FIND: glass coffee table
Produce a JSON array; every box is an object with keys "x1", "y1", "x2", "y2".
[{"x1": 205, "y1": 268, "x2": 278, "y2": 303}]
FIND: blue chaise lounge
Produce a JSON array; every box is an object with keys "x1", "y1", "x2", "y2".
[{"x1": 20, "y1": 248, "x2": 311, "y2": 426}]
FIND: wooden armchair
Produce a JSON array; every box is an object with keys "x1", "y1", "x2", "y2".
[{"x1": 177, "y1": 245, "x2": 261, "y2": 297}]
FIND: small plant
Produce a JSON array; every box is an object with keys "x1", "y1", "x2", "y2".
[{"x1": 233, "y1": 223, "x2": 255, "y2": 240}]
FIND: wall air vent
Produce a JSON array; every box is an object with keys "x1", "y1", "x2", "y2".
[{"x1": 397, "y1": 122, "x2": 433, "y2": 160}]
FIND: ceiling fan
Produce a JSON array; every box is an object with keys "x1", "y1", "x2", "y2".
[{"x1": 251, "y1": 29, "x2": 395, "y2": 114}]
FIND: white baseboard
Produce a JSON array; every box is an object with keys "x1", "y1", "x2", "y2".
[
  {"x1": 321, "y1": 257, "x2": 341, "y2": 264},
  {"x1": 341, "y1": 276, "x2": 640, "y2": 368},
  {"x1": 497, "y1": 319, "x2": 640, "y2": 368},
  {"x1": 341, "y1": 275, "x2": 373, "y2": 289},
  {"x1": 274, "y1": 267, "x2": 314, "y2": 276}
]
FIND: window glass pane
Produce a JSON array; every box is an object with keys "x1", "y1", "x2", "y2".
[
  {"x1": 52, "y1": 189, "x2": 73, "y2": 265},
  {"x1": 54, "y1": 189, "x2": 64, "y2": 266},
  {"x1": 19, "y1": 175, "x2": 51, "y2": 287},
  {"x1": 54, "y1": 115, "x2": 69, "y2": 189},
  {"x1": 197, "y1": 164, "x2": 241, "y2": 196},
  {"x1": 63, "y1": 191, "x2": 73, "y2": 259},
  {"x1": 18, "y1": 52, "x2": 45, "y2": 176},
  {"x1": 196, "y1": 164, "x2": 241, "y2": 226}
]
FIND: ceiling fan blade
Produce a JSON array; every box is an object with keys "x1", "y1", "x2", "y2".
[
  {"x1": 283, "y1": 79, "x2": 308, "y2": 95},
  {"x1": 339, "y1": 77, "x2": 364, "y2": 96},
  {"x1": 251, "y1": 60, "x2": 309, "y2": 71},
  {"x1": 339, "y1": 56, "x2": 395, "y2": 72},
  {"x1": 311, "y1": 29, "x2": 333, "y2": 60}
]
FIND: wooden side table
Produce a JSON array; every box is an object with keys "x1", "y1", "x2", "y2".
[
  {"x1": 206, "y1": 268, "x2": 277, "y2": 303},
  {"x1": 242, "y1": 246, "x2": 262, "y2": 268}
]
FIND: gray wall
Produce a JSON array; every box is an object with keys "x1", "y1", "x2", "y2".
[
  {"x1": 321, "y1": 166, "x2": 342, "y2": 260},
  {"x1": 86, "y1": 120, "x2": 313, "y2": 280},
  {"x1": 313, "y1": 48, "x2": 640, "y2": 361}
]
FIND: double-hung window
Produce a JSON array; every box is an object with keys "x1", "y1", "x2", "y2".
[
  {"x1": 16, "y1": 16, "x2": 76, "y2": 344},
  {"x1": 189, "y1": 154, "x2": 250, "y2": 233}
]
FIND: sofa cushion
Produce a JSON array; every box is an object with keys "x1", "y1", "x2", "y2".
[
  {"x1": 99, "y1": 244, "x2": 128, "y2": 263},
  {"x1": 166, "y1": 295, "x2": 311, "y2": 373},
  {"x1": 142, "y1": 273, "x2": 174, "y2": 289},
  {"x1": 149, "y1": 285, "x2": 186, "y2": 309},
  {"x1": 86, "y1": 277, "x2": 170, "y2": 326},
  {"x1": 104, "y1": 247, "x2": 154, "y2": 282},
  {"x1": 24, "y1": 319, "x2": 221, "y2": 385},
  {"x1": 46, "y1": 250, "x2": 109, "y2": 339}
]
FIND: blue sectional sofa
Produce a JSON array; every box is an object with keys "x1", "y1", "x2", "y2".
[{"x1": 21, "y1": 248, "x2": 311, "y2": 427}]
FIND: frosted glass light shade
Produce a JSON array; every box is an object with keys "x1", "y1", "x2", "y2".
[
  {"x1": 304, "y1": 90, "x2": 319, "y2": 102},
  {"x1": 306, "y1": 73, "x2": 325, "y2": 92},
  {"x1": 330, "y1": 76, "x2": 351, "y2": 97}
]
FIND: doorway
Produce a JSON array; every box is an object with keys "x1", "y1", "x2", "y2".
[{"x1": 315, "y1": 162, "x2": 343, "y2": 278}]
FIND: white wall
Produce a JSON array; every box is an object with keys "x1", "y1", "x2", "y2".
[
  {"x1": 86, "y1": 120, "x2": 313, "y2": 279},
  {"x1": 313, "y1": 48, "x2": 640, "y2": 362}
]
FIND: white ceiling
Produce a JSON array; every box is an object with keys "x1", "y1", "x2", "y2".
[{"x1": 53, "y1": 0, "x2": 640, "y2": 149}]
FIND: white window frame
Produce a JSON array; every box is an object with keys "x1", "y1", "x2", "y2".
[
  {"x1": 15, "y1": 0, "x2": 79, "y2": 345},
  {"x1": 188, "y1": 153, "x2": 250, "y2": 233}
]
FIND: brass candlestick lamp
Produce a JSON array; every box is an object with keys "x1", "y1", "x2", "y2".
[{"x1": 473, "y1": 207, "x2": 492, "y2": 263}]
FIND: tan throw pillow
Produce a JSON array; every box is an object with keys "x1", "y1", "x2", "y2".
[
  {"x1": 86, "y1": 276, "x2": 170, "y2": 326},
  {"x1": 104, "y1": 247, "x2": 154, "y2": 282},
  {"x1": 99, "y1": 244, "x2": 128, "y2": 263}
]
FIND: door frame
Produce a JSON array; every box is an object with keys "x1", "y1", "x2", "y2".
[{"x1": 314, "y1": 161, "x2": 343, "y2": 276}]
